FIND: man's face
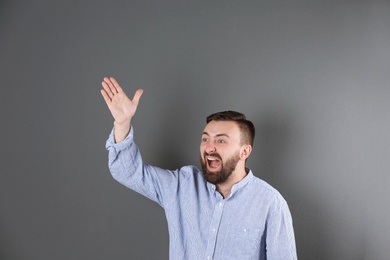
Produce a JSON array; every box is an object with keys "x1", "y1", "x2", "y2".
[{"x1": 200, "y1": 120, "x2": 242, "y2": 184}]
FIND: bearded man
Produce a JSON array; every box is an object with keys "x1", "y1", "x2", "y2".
[{"x1": 101, "y1": 77, "x2": 297, "y2": 260}]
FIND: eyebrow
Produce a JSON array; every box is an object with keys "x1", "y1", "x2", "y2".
[{"x1": 202, "y1": 132, "x2": 230, "y2": 138}]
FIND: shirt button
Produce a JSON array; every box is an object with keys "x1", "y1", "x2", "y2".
[
  {"x1": 218, "y1": 202, "x2": 223, "y2": 206},
  {"x1": 212, "y1": 228, "x2": 216, "y2": 233},
  {"x1": 207, "y1": 256, "x2": 211, "y2": 260},
  {"x1": 243, "y1": 228, "x2": 247, "y2": 232}
]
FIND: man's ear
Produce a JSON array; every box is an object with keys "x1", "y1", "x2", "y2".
[{"x1": 240, "y1": 145, "x2": 252, "y2": 160}]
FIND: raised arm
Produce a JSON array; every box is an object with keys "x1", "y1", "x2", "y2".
[{"x1": 101, "y1": 77, "x2": 143, "y2": 143}]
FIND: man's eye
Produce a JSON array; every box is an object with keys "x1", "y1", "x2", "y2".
[
  {"x1": 218, "y1": 139, "x2": 225, "y2": 143},
  {"x1": 202, "y1": 138, "x2": 209, "y2": 142}
]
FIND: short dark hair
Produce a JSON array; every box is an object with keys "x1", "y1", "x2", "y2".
[{"x1": 206, "y1": 110, "x2": 255, "y2": 147}]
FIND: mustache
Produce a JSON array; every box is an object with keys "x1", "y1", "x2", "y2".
[{"x1": 204, "y1": 152, "x2": 222, "y2": 160}]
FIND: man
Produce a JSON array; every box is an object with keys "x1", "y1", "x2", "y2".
[{"x1": 101, "y1": 77, "x2": 297, "y2": 260}]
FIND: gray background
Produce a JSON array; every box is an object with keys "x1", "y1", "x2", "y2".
[{"x1": 1, "y1": 1, "x2": 389, "y2": 259}]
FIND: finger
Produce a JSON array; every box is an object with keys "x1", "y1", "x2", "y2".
[
  {"x1": 101, "y1": 89, "x2": 112, "y2": 104},
  {"x1": 132, "y1": 89, "x2": 144, "y2": 105},
  {"x1": 102, "y1": 80, "x2": 114, "y2": 98},
  {"x1": 103, "y1": 77, "x2": 117, "y2": 95},
  {"x1": 110, "y1": 77, "x2": 123, "y2": 93}
]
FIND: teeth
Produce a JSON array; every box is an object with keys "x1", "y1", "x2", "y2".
[{"x1": 207, "y1": 157, "x2": 218, "y2": 161}]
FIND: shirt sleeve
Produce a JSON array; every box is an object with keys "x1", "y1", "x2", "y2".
[
  {"x1": 105, "y1": 126, "x2": 181, "y2": 208},
  {"x1": 265, "y1": 197, "x2": 298, "y2": 259}
]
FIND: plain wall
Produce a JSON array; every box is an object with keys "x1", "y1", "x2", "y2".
[{"x1": 1, "y1": 1, "x2": 389, "y2": 259}]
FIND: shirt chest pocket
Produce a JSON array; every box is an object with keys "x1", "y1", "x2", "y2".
[{"x1": 218, "y1": 224, "x2": 264, "y2": 259}]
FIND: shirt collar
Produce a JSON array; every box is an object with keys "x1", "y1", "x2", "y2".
[
  {"x1": 230, "y1": 168, "x2": 253, "y2": 195},
  {"x1": 206, "y1": 168, "x2": 254, "y2": 198}
]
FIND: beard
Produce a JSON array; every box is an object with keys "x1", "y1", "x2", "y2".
[{"x1": 200, "y1": 151, "x2": 240, "y2": 185}]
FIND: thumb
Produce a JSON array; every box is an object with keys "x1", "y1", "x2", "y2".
[{"x1": 132, "y1": 89, "x2": 144, "y2": 105}]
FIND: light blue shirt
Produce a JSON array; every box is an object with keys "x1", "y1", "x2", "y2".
[{"x1": 106, "y1": 127, "x2": 297, "y2": 260}]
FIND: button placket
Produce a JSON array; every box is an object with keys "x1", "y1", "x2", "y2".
[{"x1": 204, "y1": 200, "x2": 225, "y2": 259}]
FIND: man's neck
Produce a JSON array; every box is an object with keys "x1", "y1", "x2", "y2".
[{"x1": 216, "y1": 168, "x2": 248, "y2": 199}]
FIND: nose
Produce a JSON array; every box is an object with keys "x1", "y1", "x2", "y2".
[{"x1": 205, "y1": 143, "x2": 216, "y2": 154}]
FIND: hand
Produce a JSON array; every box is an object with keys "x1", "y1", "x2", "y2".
[{"x1": 101, "y1": 77, "x2": 143, "y2": 142}]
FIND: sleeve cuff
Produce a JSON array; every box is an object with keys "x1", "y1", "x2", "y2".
[{"x1": 105, "y1": 126, "x2": 134, "y2": 153}]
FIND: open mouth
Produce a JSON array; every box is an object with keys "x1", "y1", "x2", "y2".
[{"x1": 206, "y1": 155, "x2": 221, "y2": 170}]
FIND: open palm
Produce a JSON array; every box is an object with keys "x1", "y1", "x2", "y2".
[{"x1": 101, "y1": 77, "x2": 143, "y2": 125}]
